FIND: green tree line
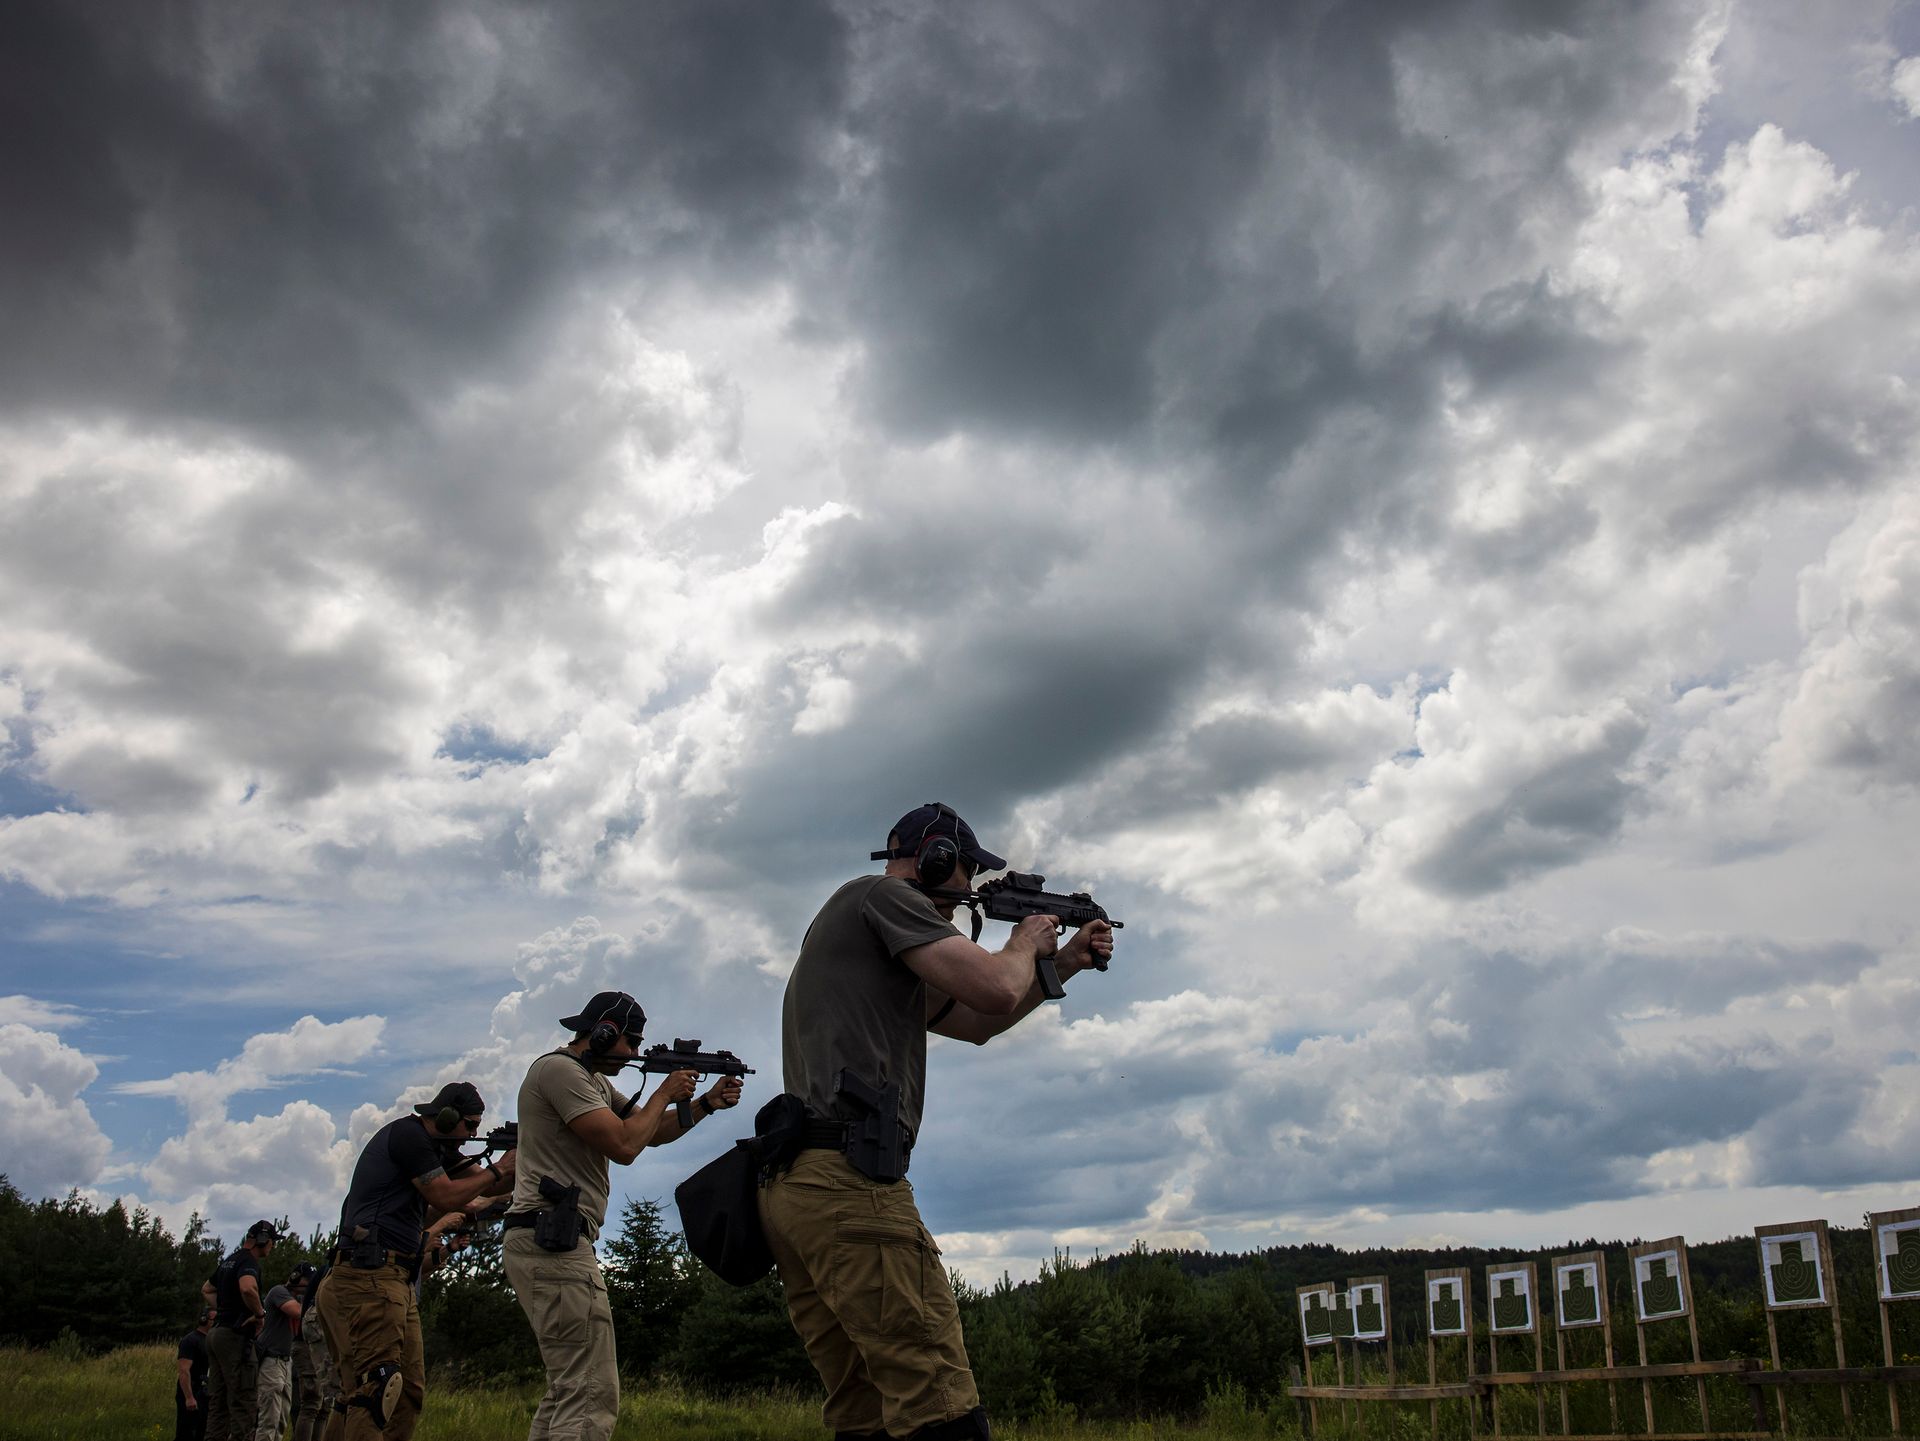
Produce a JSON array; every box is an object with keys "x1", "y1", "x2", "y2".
[{"x1": 6, "y1": 1175, "x2": 1913, "y2": 1428}]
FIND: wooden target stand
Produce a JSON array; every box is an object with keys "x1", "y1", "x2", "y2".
[
  {"x1": 1627, "y1": 1237, "x2": 1708, "y2": 1434},
  {"x1": 1427, "y1": 1267, "x2": 1477, "y2": 1441},
  {"x1": 1753, "y1": 1220, "x2": 1849, "y2": 1432},
  {"x1": 1296, "y1": 1282, "x2": 1338, "y2": 1434},
  {"x1": 1550, "y1": 1250, "x2": 1619, "y2": 1436},
  {"x1": 1872, "y1": 1206, "x2": 1920, "y2": 1435},
  {"x1": 1285, "y1": 1208, "x2": 1920, "y2": 1440},
  {"x1": 1488, "y1": 1261, "x2": 1546, "y2": 1438}
]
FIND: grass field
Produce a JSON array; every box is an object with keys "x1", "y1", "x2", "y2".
[{"x1": 0, "y1": 1345, "x2": 1294, "y2": 1440}]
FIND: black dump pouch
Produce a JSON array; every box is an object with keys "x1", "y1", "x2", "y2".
[
  {"x1": 673, "y1": 1092, "x2": 808, "y2": 1286},
  {"x1": 533, "y1": 1176, "x2": 584, "y2": 1252}
]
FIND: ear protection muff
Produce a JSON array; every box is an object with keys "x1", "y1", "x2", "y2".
[
  {"x1": 588, "y1": 993, "x2": 644, "y2": 1054},
  {"x1": 915, "y1": 832, "x2": 961, "y2": 889},
  {"x1": 872, "y1": 802, "x2": 967, "y2": 889},
  {"x1": 434, "y1": 1106, "x2": 462, "y2": 1134}
]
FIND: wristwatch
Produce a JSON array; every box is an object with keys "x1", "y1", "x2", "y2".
[{"x1": 696, "y1": 1095, "x2": 714, "y2": 1118}]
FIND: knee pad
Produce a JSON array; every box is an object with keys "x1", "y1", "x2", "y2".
[
  {"x1": 348, "y1": 1363, "x2": 405, "y2": 1431},
  {"x1": 909, "y1": 1407, "x2": 991, "y2": 1441}
]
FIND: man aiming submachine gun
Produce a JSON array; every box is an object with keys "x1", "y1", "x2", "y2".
[
  {"x1": 638, "y1": 1040, "x2": 755, "y2": 1128},
  {"x1": 961, "y1": 871, "x2": 1123, "y2": 999}
]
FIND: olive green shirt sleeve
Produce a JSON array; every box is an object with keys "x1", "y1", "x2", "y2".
[{"x1": 860, "y1": 877, "x2": 958, "y2": 960}]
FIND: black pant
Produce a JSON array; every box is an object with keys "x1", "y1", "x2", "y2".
[{"x1": 176, "y1": 1387, "x2": 209, "y2": 1441}]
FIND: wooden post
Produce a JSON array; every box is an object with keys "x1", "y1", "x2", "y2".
[
  {"x1": 1604, "y1": 1301, "x2": 1618, "y2": 1436},
  {"x1": 1683, "y1": 1250, "x2": 1709, "y2": 1433},
  {"x1": 1429, "y1": 1331, "x2": 1439, "y2": 1441},
  {"x1": 1336, "y1": 1336, "x2": 1351, "y2": 1430},
  {"x1": 1832, "y1": 1289, "x2": 1852, "y2": 1426},
  {"x1": 1869, "y1": 1206, "x2": 1920, "y2": 1436},
  {"x1": 1301, "y1": 1329, "x2": 1318, "y2": 1435},
  {"x1": 1886, "y1": 1300, "x2": 1902, "y2": 1436},
  {"x1": 1468, "y1": 1273, "x2": 1480, "y2": 1441},
  {"x1": 1555, "y1": 1326, "x2": 1568, "y2": 1435},
  {"x1": 1492, "y1": 1334, "x2": 1502, "y2": 1440},
  {"x1": 1764, "y1": 1310, "x2": 1786, "y2": 1433},
  {"x1": 1637, "y1": 1315, "x2": 1654, "y2": 1434},
  {"x1": 1533, "y1": 1325, "x2": 1545, "y2": 1438}
]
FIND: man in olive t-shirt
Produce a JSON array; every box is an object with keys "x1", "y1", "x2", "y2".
[
  {"x1": 502, "y1": 990, "x2": 744, "y2": 1441},
  {"x1": 762, "y1": 802, "x2": 1114, "y2": 1441}
]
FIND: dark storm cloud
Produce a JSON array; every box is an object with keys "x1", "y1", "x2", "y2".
[
  {"x1": 2, "y1": 0, "x2": 1719, "y2": 849},
  {"x1": 0, "y1": 0, "x2": 849, "y2": 442},
  {"x1": 830, "y1": 0, "x2": 1699, "y2": 453}
]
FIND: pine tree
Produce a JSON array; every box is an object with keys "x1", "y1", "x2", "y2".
[{"x1": 602, "y1": 1197, "x2": 696, "y2": 1379}]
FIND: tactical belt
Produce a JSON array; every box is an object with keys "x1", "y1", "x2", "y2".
[
  {"x1": 501, "y1": 1210, "x2": 586, "y2": 1235},
  {"x1": 796, "y1": 1118, "x2": 915, "y2": 1165},
  {"x1": 797, "y1": 1119, "x2": 854, "y2": 1151}
]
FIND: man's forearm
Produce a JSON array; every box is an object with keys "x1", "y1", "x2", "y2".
[
  {"x1": 647, "y1": 1092, "x2": 723, "y2": 1146},
  {"x1": 622, "y1": 1102, "x2": 669, "y2": 1155},
  {"x1": 934, "y1": 956, "x2": 1089, "y2": 1043}
]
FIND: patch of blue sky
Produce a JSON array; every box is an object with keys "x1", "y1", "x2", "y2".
[
  {"x1": 434, "y1": 723, "x2": 549, "y2": 768},
  {"x1": 0, "y1": 741, "x2": 84, "y2": 817}
]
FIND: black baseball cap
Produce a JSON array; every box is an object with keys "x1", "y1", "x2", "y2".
[
  {"x1": 413, "y1": 1081, "x2": 485, "y2": 1119},
  {"x1": 245, "y1": 1219, "x2": 282, "y2": 1244},
  {"x1": 558, "y1": 991, "x2": 647, "y2": 1038},
  {"x1": 873, "y1": 802, "x2": 1006, "y2": 874}
]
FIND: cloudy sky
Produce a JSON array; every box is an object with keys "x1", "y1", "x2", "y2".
[{"x1": 3, "y1": 0, "x2": 1918, "y2": 1282}]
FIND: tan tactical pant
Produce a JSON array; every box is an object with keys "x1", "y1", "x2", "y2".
[
  {"x1": 254, "y1": 1354, "x2": 293, "y2": 1440},
  {"x1": 205, "y1": 1324, "x2": 259, "y2": 1441},
  {"x1": 503, "y1": 1230, "x2": 621, "y2": 1441},
  {"x1": 759, "y1": 1150, "x2": 979, "y2": 1436},
  {"x1": 320, "y1": 1260, "x2": 425, "y2": 1441}
]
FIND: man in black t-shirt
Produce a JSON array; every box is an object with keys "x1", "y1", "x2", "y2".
[
  {"x1": 176, "y1": 1307, "x2": 213, "y2": 1441},
  {"x1": 203, "y1": 1220, "x2": 279, "y2": 1441},
  {"x1": 317, "y1": 1080, "x2": 514, "y2": 1440}
]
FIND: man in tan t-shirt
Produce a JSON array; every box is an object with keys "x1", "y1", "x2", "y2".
[
  {"x1": 763, "y1": 802, "x2": 1114, "y2": 1441},
  {"x1": 502, "y1": 990, "x2": 744, "y2": 1441}
]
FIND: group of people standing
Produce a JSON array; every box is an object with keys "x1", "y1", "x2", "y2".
[
  {"x1": 178, "y1": 801, "x2": 1113, "y2": 1441},
  {"x1": 177, "y1": 1205, "x2": 478, "y2": 1441}
]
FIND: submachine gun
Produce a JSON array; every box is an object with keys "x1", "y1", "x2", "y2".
[
  {"x1": 447, "y1": 1120, "x2": 517, "y2": 1178},
  {"x1": 638, "y1": 1040, "x2": 755, "y2": 1129},
  {"x1": 965, "y1": 872, "x2": 1123, "y2": 1001}
]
